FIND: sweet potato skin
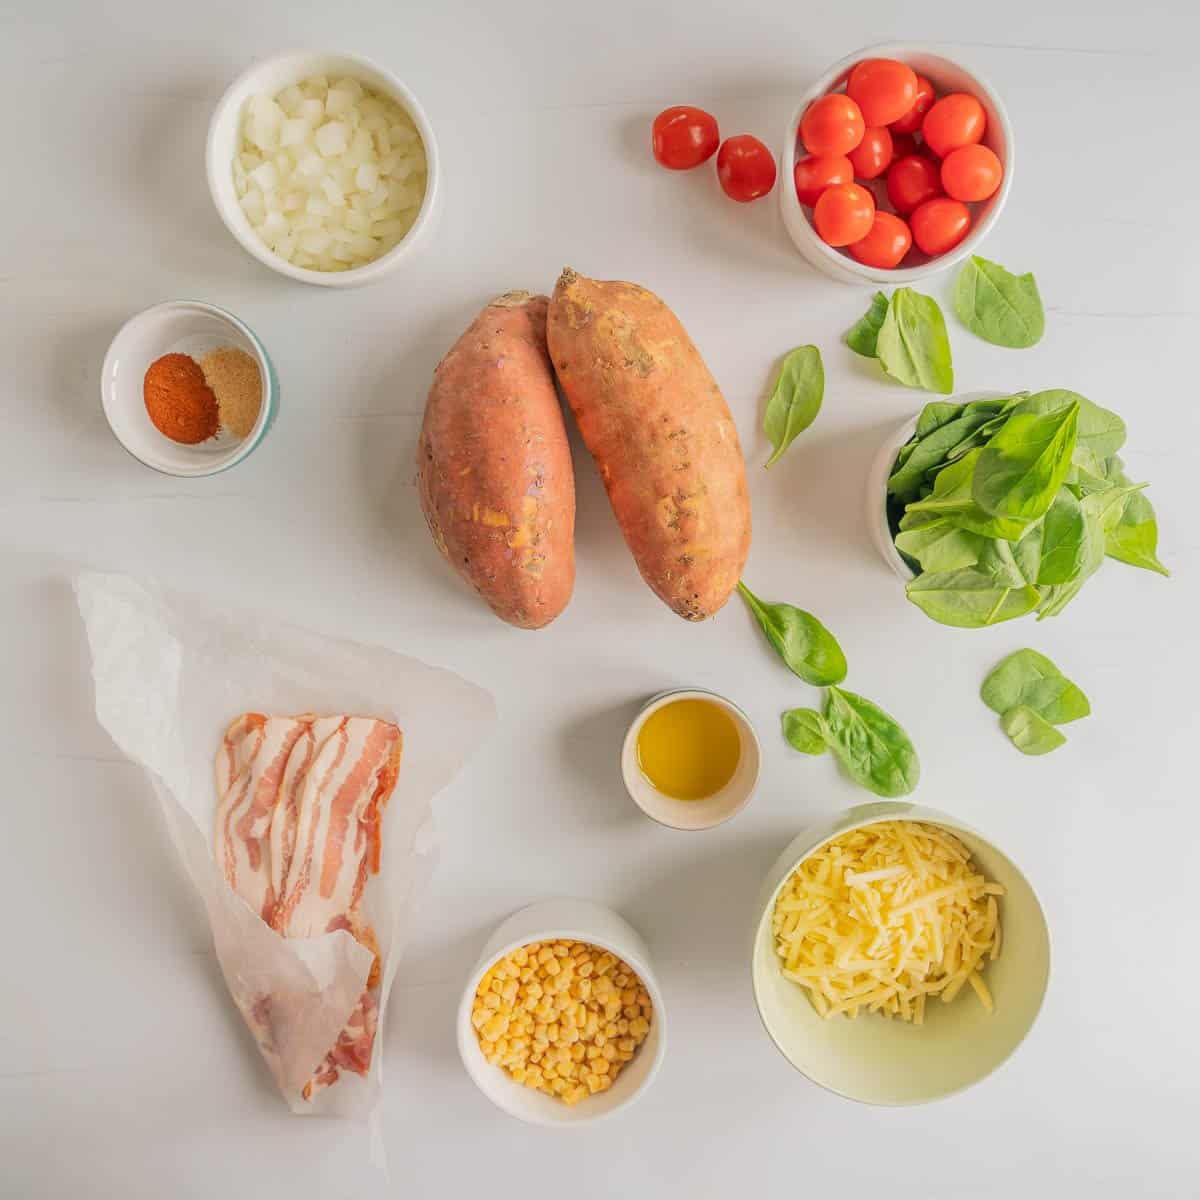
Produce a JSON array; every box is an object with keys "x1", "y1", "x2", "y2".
[
  {"x1": 547, "y1": 269, "x2": 751, "y2": 620},
  {"x1": 418, "y1": 291, "x2": 575, "y2": 629}
]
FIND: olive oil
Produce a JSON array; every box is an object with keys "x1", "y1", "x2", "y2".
[{"x1": 636, "y1": 698, "x2": 741, "y2": 800}]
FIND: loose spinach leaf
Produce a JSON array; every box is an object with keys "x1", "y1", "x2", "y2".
[
  {"x1": 737, "y1": 582, "x2": 847, "y2": 685},
  {"x1": 981, "y1": 649, "x2": 1091, "y2": 724},
  {"x1": 781, "y1": 708, "x2": 829, "y2": 755},
  {"x1": 1102, "y1": 457, "x2": 1168, "y2": 576},
  {"x1": 1036, "y1": 488, "x2": 1087, "y2": 584},
  {"x1": 973, "y1": 400, "x2": 1079, "y2": 520},
  {"x1": 894, "y1": 518, "x2": 985, "y2": 572},
  {"x1": 845, "y1": 291, "x2": 889, "y2": 358},
  {"x1": 763, "y1": 345, "x2": 823, "y2": 468},
  {"x1": 1000, "y1": 705, "x2": 1067, "y2": 755},
  {"x1": 953, "y1": 256, "x2": 1045, "y2": 348},
  {"x1": 906, "y1": 567, "x2": 1041, "y2": 628},
  {"x1": 876, "y1": 288, "x2": 954, "y2": 394},
  {"x1": 821, "y1": 686, "x2": 919, "y2": 797}
]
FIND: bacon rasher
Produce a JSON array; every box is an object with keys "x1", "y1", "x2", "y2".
[{"x1": 214, "y1": 713, "x2": 403, "y2": 1100}]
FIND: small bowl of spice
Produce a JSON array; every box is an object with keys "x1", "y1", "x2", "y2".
[{"x1": 100, "y1": 300, "x2": 276, "y2": 476}]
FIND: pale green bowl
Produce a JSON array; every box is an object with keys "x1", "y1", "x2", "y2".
[{"x1": 751, "y1": 802, "x2": 1051, "y2": 1105}]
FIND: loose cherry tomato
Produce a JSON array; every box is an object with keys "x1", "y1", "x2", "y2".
[
  {"x1": 889, "y1": 130, "x2": 917, "y2": 160},
  {"x1": 910, "y1": 196, "x2": 971, "y2": 256},
  {"x1": 847, "y1": 211, "x2": 913, "y2": 269},
  {"x1": 847, "y1": 58, "x2": 918, "y2": 127},
  {"x1": 813, "y1": 182, "x2": 875, "y2": 246},
  {"x1": 921, "y1": 93, "x2": 986, "y2": 158},
  {"x1": 889, "y1": 74, "x2": 935, "y2": 134},
  {"x1": 847, "y1": 126, "x2": 893, "y2": 180},
  {"x1": 940, "y1": 143, "x2": 1003, "y2": 202},
  {"x1": 651, "y1": 106, "x2": 720, "y2": 169},
  {"x1": 793, "y1": 154, "x2": 854, "y2": 206},
  {"x1": 886, "y1": 154, "x2": 942, "y2": 215},
  {"x1": 717, "y1": 134, "x2": 777, "y2": 201},
  {"x1": 800, "y1": 94, "x2": 865, "y2": 157}
]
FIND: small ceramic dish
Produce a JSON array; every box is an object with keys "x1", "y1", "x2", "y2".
[
  {"x1": 206, "y1": 48, "x2": 440, "y2": 288},
  {"x1": 751, "y1": 802, "x2": 1050, "y2": 1105},
  {"x1": 100, "y1": 300, "x2": 277, "y2": 477},
  {"x1": 620, "y1": 689, "x2": 760, "y2": 831},
  {"x1": 780, "y1": 43, "x2": 1013, "y2": 285},
  {"x1": 457, "y1": 898, "x2": 667, "y2": 1126},
  {"x1": 866, "y1": 390, "x2": 1009, "y2": 581}
]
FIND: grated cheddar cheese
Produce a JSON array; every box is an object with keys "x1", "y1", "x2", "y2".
[{"x1": 772, "y1": 820, "x2": 1004, "y2": 1023}]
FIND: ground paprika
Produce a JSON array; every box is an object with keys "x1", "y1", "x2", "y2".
[{"x1": 143, "y1": 352, "x2": 220, "y2": 444}]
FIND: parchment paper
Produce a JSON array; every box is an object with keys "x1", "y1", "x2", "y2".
[{"x1": 75, "y1": 571, "x2": 495, "y2": 1135}]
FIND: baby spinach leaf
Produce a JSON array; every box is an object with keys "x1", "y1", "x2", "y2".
[
  {"x1": 903, "y1": 450, "x2": 1032, "y2": 540},
  {"x1": 845, "y1": 291, "x2": 889, "y2": 358},
  {"x1": 820, "y1": 687, "x2": 920, "y2": 797},
  {"x1": 973, "y1": 400, "x2": 1079, "y2": 520},
  {"x1": 976, "y1": 538, "x2": 1030, "y2": 587},
  {"x1": 906, "y1": 567, "x2": 1041, "y2": 628},
  {"x1": 876, "y1": 288, "x2": 954, "y2": 394},
  {"x1": 915, "y1": 400, "x2": 966, "y2": 438},
  {"x1": 781, "y1": 709, "x2": 829, "y2": 755},
  {"x1": 888, "y1": 411, "x2": 996, "y2": 503},
  {"x1": 894, "y1": 518, "x2": 985, "y2": 572},
  {"x1": 1019, "y1": 390, "x2": 1126, "y2": 461},
  {"x1": 953, "y1": 256, "x2": 1045, "y2": 348},
  {"x1": 1101, "y1": 458, "x2": 1168, "y2": 575},
  {"x1": 1000, "y1": 705, "x2": 1067, "y2": 755},
  {"x1": 737, "y1": 582, "x2": 847, "y2": 685},
  {"x1": 1036, "y1": 488, "x2": 1087, "y2": 584},
  {"x1": 981, "y1": 649, "x2": 1091, "y2": 724},
  {"x1": 763, "y1": 345, "x2": 823, "y2": 468}
]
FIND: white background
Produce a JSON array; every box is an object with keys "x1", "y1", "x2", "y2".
[{"x1": 3, "y1": 2, "x2": 1198, "y2": 1196}]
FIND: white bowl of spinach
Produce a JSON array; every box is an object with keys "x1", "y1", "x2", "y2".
[{"x1": 871, "y1": 390, "x2": 1167, "y2": 627}]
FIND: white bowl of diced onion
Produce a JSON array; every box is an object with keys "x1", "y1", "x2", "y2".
[
  {"x1": 206, "y1": 49, "x2": 439, "y2": 286},
  {"x1": 750, "y1": 802, "x2": 1050, "y2": 1105}
]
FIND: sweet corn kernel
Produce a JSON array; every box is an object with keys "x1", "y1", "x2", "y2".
[{"x1": 593, "y1": 1056, "x2": 610, "y2": 1074}]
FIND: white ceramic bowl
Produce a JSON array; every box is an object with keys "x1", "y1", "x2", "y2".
[
  {"x1": 866, "y1": 390, "x2": 1010, "y2": 580},
  {"x1": 457, "y1": 899, "x2": 667, "y2": 1126},
  {"x1": 620, "y1": 689, "x2": 761, "y2": 831},
  {"x1": 751, "y1": 802, "x2": 1050, "y2": 1104},
  {"x1": 780, "y1": 43, "x2": 1014, "y2": 285},
  {"x1": 206, "y1": 49, "x2": 440, "y2": 287},
  {"x1": 100, "y1": 300, "x2": 277, "y2": 476}
]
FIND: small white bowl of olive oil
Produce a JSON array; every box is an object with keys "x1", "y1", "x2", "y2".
[{"x1": 621, "y1": 689, "x2": 761, "y2": 831}]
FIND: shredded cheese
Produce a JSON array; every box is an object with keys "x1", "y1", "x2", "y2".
[{"x1": 772, "y1": 821, "x2": 1004, "y2": 1023}]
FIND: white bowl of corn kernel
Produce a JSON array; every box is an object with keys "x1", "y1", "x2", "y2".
[
  {"x1": 750, "y1": 802, "x2": 1050, "y2": 1105},
  {"x1": 458, "y1": 898, "x2": 666, "y2": 1125}
]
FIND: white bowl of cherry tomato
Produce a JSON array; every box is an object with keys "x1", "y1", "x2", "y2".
[{"x1": 780, "y1": 44, "x2": 1013, "y2": 284}]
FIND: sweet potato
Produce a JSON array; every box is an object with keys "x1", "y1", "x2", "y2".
[
  {"x1": 547, "y1": 268, "x2": 750, "y2": 621},
  {"x1": 418, "y1": 291, "x2": 575, "y2": 629}
]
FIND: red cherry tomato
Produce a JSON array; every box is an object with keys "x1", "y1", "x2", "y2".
[
  {"x1": 847, "y1": 211, "x2": 913, "y2": 269},
  {"x1": 910, "y1": 197, "x2": 972, "y2": 256},
  {"x1": 651, "y1": 106, "x2": 720, "y2": 169},
  {"x1": 940, "y1": 143, "x2": 1003, "y2": 202},
  {"x1": 717, "y1": 135, "x2": 777, "y2": 202},
  {"x1": 890, "y1": 131, "x2": 917, "y2": 160},
  {"x1": 846, "y1": 58, "x2": 919, "y2": 127},
  {"x1": 813, "y1": 182, "x2": 875, "y2": 247},
  {"x1": 886, "y1": 154, "x2": 942, "y2": 215},
  {"x1": 847, "y1": 126, "x2": 893, "y2": 180},
  {"x1": 889, "y1": 74, "x2": 935, "y2": 134},
  {"x1": 800, "y1": 94, "x2": 865, "y2": 157},
  {"x1": 793, "y1": 154, "x2": 854, "y2": 206},
  {"x1": 921, "y1": 93, "x2": 986, "y2": 158}
]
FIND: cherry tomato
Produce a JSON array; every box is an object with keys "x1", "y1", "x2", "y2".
[
  {"x1": 813, "y1": 182, "x2": 875, "y2": 247},
  {"x1": 847, "y1": 126, "x2": 893, "y2": 180},
  {"x1": 800, "y1": 94, "x2": 865, "y2": 157},
  {"x1": 889, "y1": 74, "x2": 935, "y2": 134},
  {"x1": 793, "y1": 154, "x2": 854, "y2": 206},
  {"x1": 940, "y1": 143, "x2": 1003, "y2": 202},
  {"x1": 847, "y1": 211, "x2": 913, "y2": 269},
  {"x1": 921, "y1": 93, "x2": 986, "y2": 158},
  {"x1": 886, "y1": 154, "x2": 943, "y2": 215},
  {"x1": 846, "y1": 58, "x2": 919, "y2": 127},
  {"x1": 910, "y1": 197, "x2": 971, "y2": 256},
  {"x1": 717, "y1": 134, "x2": 777, "y2": 202},
  {"x1": 890, "y1": 130, "x2": 917, "y2": 160},
  {"x1": 651, "y1": 106, "x2": 720, "y2": 169}
]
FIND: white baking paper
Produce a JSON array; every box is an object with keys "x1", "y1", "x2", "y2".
[{"x1": 75, "y1": 571, "x2": 495, "y2": 1136}]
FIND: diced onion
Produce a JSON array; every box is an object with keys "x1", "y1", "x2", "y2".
[{"x1": 236, "y1": 74, "x2": 427, "y2": 272}]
